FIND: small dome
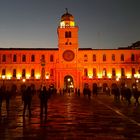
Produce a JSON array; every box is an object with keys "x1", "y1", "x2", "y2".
[{"x1": 61, "y1": 9, "x2": 74, "y2": 21}]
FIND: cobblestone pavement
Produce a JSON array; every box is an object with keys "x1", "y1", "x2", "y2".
[{"x1": 0, "y1": 93, "x2": 140, "y2": 140}]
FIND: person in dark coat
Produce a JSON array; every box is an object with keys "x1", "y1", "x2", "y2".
[
  {"x1": 78, "y1": 88, "x2": 80, "y2": 96},
  {"x1": 112, "y1": 85, "x2": 120, "y2": 102},
  {"x1": 0, "y1": 86, "x2": 3, "y2": 115},
  {"x1": 39, "y1": 86, "x2": 50, "y2": 116},
  {"x1": 22, "y1": 86, "x2": 32, "y2": 117},
  {"x1": 125, "y1": 87, "x2": 132, "y2": 105},
  {"x1": 132, "y1": 87, "x2": 140, "y2": 106},
  {"x1": 5, "y1": 86, "x2": 11, "y2": 114}
]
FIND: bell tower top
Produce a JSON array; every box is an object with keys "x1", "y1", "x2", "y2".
[{"x1": 60, "y1": 8, "x2": 75, "y2": 27}]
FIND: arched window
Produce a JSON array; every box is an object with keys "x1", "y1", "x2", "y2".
[
  {"x1": 22, "y1": 69, "x2": 26, "y2": 77},
  {"x1": 2, "y1": 54, "x2": 6, "y2": 62},
  {"x1": 84, "y1": 54, "x2": 88, "y2": 62},
  {"x1": 31, "y1": 69, "x2": 35, "y2": 78},
  {"x1": 69, "y1": 31, "x2": 71, "y2": 38},
  {"x1": 65, "y1": 31, "x2": 68, "y2": 38},
  {"x1": 22, "y1": 55, "x2": 26, "y2": 62},
  {"x1": 121, "y1": 68, "x2": 125, "y2": 76},
  {"x1": 93, "y1": 54, "x2": 96, "y2": 61},
  {"x1": 121, "y1": 54, "x2": 124, "y2": 61},
  {"x1": 84, "y1": 68, "x2": 88, "y2": 77},
  {"x1": 93, "y1": 68, "x2": 97, "y2": 77},
  {"x1": 50, "y1": 55, "x2": 54, "y2": 62},
  {"x1": 13, "y1": 69, "x2": 16, "y2": 78},
  {"x1": 132, "y1": 68, "x2": 135, "y2": 77},
  {"x1": 112, "y1": 54, "x2": 115, "y2": 61},
  {"x1": 2, "y1": 69, "x2": 6, "y2": 76},
  {"x1": 103, "y1": 54, "x2": 106, "y2": 61},
  {"x1": 13, "y1": 54, "x2": 17, "y2": 62},
  {"x1": 102, "y1": 68, "x2": 107, "y2": 77},
  {"x1": 112, "y1": 68, "x2": 116, "y2": 77},
  {"x1": 31, "y1": 55, "x2": 35, "y2": 62},
  {"x1": 131, "y1": 54, "x2": 135, "y2": 61}
]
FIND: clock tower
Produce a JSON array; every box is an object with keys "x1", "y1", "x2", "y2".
[
  {"x1": 57, "y1": 9, "x2": 80, "y2": 90},
  {"x1": 57, "y1": 9, "x2": 79, "y2": 62}
]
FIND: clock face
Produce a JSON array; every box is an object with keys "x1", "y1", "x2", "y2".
[{"x1": 63, "y1": 50, "x2": 75, "y2": 61}]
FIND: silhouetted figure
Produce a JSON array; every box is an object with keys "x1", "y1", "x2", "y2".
[
  {"x1": 22, "y1": 86, "x2": 32, "y2": 117},
  {"x1": 0, "y1": 86, "x2": 3, "y2": 116},
  {"x1": 132, "y1": 87, "x2": 140, "y2": 106},
  {"x1": 105, "y1": 87, "x2": 111, "y2": 96},
  {"x1": 120, "y1": 86, "x2": 125, "y2": 101},
  {"x1": 125, "y1": 87, "x2": 132, "y2": 105},
  {"x1": 112, "y1": 86, "x2": 120, "y2": 102},
  {"x1": 59, "y1": 88, "x2": 62, "y2": 95},
  {"x1": 83, "y1": 87, "x2": 91, "y2": 99},
  {"x1": 78, "y1": 88, "x2": 80, "y2": 96},
  {"x1": 39, "y1": 86, "x2": 50, "y2": 116},
  {"x1": 92, "y1": 85, "x2": 98, "y2": 96},
  {"x1": 5, "y1": 86, "x2": 11, "y2": 114}
]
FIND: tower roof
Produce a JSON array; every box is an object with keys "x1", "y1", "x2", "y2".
[{"x1": 61, "y1": 8, "x2": 74, "y2": 21}]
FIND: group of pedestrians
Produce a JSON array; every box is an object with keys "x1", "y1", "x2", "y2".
[
  {"x1": 0, "y1": 85, "x2": 12, "y2": 116},
  {"x1": 110, "y1": 85, "x2": 140, "y2": 106},
  {"x1": 21, "y1": 85, "x2": 51, "y2": 117},
  {"x1": 0, "y1": 84, "x2": 51, "y2": 117}
]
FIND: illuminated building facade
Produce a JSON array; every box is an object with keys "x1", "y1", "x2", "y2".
[{"x1": 0, "y1": 10, "x2": 140, "y2": 92}]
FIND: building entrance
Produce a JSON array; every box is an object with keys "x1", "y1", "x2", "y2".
[{"x1": 64, "y1": 75, "x2": 74, "y2": 92}]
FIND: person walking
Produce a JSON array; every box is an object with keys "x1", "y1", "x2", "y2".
[
  {"x1": 39, "y1": 86, "x2": 50, "y2": 116},
  {"x1": 125, "y1": 87, "x2": 132, "y2": 105},
  {"x1": 132, "y1": 87, "x2": 140, "y2": 106},
  {"x1": 78, "y1": 88, "x2": 80, "y2": 96},
  {"x1": 0, "y1": 86, "x2": 3, "y2": 116},
  {"x1": 5, "y1": 86, "x2": 11, "y2": 114},
  {"x1": 22, "y1": 86, "x2": 32, "y2": 117}
]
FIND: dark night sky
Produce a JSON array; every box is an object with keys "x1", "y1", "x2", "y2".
[{"x1": 0, "y1": 0, "x2": 140, "y2": 49}]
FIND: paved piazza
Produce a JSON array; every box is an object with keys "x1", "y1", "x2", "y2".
[{"x1": 0, "y1": 93, "x2": 140, "y2": 140}]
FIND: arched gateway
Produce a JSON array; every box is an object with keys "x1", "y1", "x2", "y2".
[{"x1": 64, "y1": 75, "x2": 74, "y2": 92}]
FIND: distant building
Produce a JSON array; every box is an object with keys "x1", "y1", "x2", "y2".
[{"x1": 0, "y1": 10, "x2": 140, "y2": 92}]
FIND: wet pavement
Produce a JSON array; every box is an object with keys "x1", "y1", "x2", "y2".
[{"x1": 0, "y1": 93, "x2": 140, "y2": 140}]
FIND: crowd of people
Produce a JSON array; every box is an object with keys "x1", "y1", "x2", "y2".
[
  {"x1": 0, "y1": 83, "x2": 140, "y2": 117},
  {"x1": 0, "y1": 84, "x2": 52, "y2": 117}
]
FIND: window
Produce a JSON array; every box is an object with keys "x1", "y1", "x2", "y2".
[
  {"x1": 22, "y1": 55, "x2": 26, "y2": 62},
  {"x1": 121, "y1": 54, "x2": 124, "y2": 61},
  {"x1": 84, "y1": 54, "x2": 88, "y2": 62},
  {"x1": 103, "y1": 54, "x2": 106, "y2": 61},
  {"x1": 93, "y1": 54, "x2": 96, "y2": 61},
  {"x1": 121, "y1": 68, "x2": 125, "y2": 76},
  {"x1": 22, "y1": 69, "x2": 26, "y2": 77},
  {"x1": 2, "y1": 54, "x2": 6, "y2": 62},
  {"x1": 50, "y1": 69, "x2": 54, "y2": 76},
  {"x1": 50, "y1": 55, "x2": 54, "y2": 62},
  {"x1": 112, "y1": 68, "x2": 116, "y2": 77},
  {"x1": 102, "y1": 68, "x2": 107, "y2": 77},
  {"x1": 65, "y1": 31, "x2": 71, "y2": 38},
  {"x1": 112, "y1": 54, "x2": 115, "y2": 61},
  {"x1": 13, "y1": 69, "x2": 16, "y2": 78},
  {"x1": 13, "y1": 54, "x2": 17, "y2": 62},
  {"x1": 84, "y1": 68, "x2": 88, "y2": 77},
  {"x1": 132, "y1": 68, "x2": 135, "y2": 77},
  {"x1": 41, "y1": 55, "x2": 45, "y2": 65},
  {"x1": 2, "y1": 69, "x2": 6, "y2": 76},
  {"x1": 93, "y1": 68, "x2": 97, "y2": 77},
  {"x1": 131, "y1": 54, "x2": 135, "y2": 61},
  {"x1": 31, "y1": 69, "x2": 35, "y2": 78},
  {"x1": 31, "y1": 55, "x2": 35, "y2": 62}
]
